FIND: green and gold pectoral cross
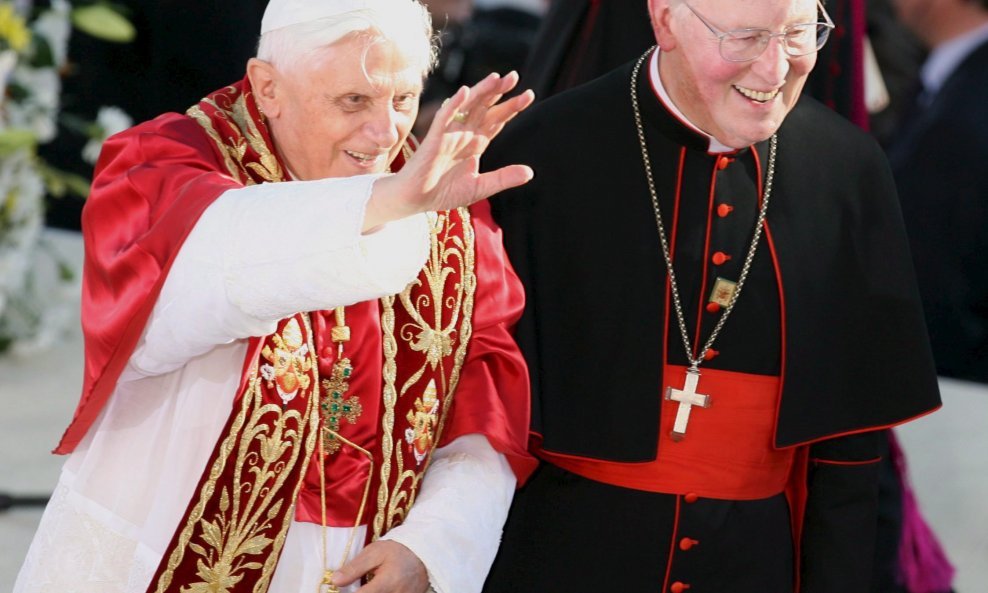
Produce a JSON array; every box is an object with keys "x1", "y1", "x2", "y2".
[{"x1": 320, "y1": 307, "x2": 363, "y2": 455}]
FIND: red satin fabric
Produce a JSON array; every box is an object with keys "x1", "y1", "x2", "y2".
[
  {"x1": 538, "y1": 365, "x2": 794, "y2": 500},
  {"x1": 57, "y1": 113, "x2": 241, "y2": 454}
]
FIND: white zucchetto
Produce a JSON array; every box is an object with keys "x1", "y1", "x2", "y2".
[{"x1": 261, "y1": 0, "x2": 373, "y2": 35}]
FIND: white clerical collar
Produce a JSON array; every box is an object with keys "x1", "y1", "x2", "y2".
[
  {"x1": 648, "y1": 48, "x2": 736, "y2": 154},
  {"x1": 921, "y1": 21, "x2": 988, "y2": 98}
]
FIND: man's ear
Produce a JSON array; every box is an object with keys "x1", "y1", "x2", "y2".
[
  {"x1": 648, "y1": 0, "x2": 678, "y2": 51},
  {"x1": 247, "y1": 58, "x2": 282, "y2": 118}
]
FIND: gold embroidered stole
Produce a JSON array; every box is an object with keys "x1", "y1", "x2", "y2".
[
  {"x1": 145, "y1": 79, "x2": 475, "y2": 592},
  {"x1": 370, "y1": 208, "x2": 476, "y2": 540},
  {"x1": 144, "y1": 80, "x2": 317, "y2": 593}
]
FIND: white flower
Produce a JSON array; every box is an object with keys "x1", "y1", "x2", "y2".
[
  {"x1": 7, "y1": 66, "x2": 61, "y2": 142},
  {"x1": 1, "y1": 2, "x2": 132, "y2": 356},
  {"x1": 0, "y1": 151, "x2": 45, "y2": 301},
  {"x1": 96, "y1": 105, "x2": 132, "y2": 134},
  {"x1": 82, "y1": 105, "x2": 132, "y2": 164},
  {"x1": 32, "y1": 0, "x2": 73, "y2": 68}
]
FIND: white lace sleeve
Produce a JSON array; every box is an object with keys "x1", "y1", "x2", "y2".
[
  {"x1": 381, "y1": 434, "x2": 516, "y2": 593},
  {"x1": 127, "y1": 174, "x2": 430, "y2": 378}
]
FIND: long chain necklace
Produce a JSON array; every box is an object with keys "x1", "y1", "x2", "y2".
[
  {"x1": 629, "y1": 49, "x2": 777, "y2": 440},
  {"x1": 318, "y1": 306, "x2": 374, "y2": 593}
]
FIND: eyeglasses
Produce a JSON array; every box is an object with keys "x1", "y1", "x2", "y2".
[{"x1": 682, "y1": 0, "x2": 836, "y2": 62}]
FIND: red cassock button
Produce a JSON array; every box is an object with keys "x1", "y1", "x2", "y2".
[
  {"x1": 679, "y1": 537, "x2": 699, "y2": 551},
  {"x1": 717, "y1": 203, "x2": 734, "y2": 218},
  {"x1": 683, "y1": 492, "x2": 699, "y2": 503},
  {"x1": 670, "y1": 582, "x2": 691, "y2": 593},
  {"x1": 716, "y1": 155, "x2": 733, "y2": 170},
  {"x1": 712, "y1": 251, "x2": 731, "y2": 265},
  {"x1": 705, "y1": 302, "x2": 721, "y2": 314},
  {"x1": 703, "y1": 349, "x2": 720, "y2": 361}
]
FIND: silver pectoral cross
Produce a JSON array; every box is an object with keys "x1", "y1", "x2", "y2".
[{"x1": 664, "y1": 367, "x2": 711, "y2": 441}]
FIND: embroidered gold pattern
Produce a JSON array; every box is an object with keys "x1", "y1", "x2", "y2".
[
  {"x1": 404, "y1": 379, "x2": 440, "y2": 465},
  {"x1": 186, "y1": 89, "x2": 283, "y2": 185},
  {"x1": 153, "y1": 315, "x2": 321, "y2": 593},
  {"x1": 372, "y1": 208, "x2": 476, "y2": 538},
  {"x1": 374, "y1": 294, "x2": 399, "y2": 539},
  {"x1": 261, "y1": 318, "x2": 312, "y2": 406},
  {"x1": 427, "y1": 208, "x2": 477, "y2": 458},
  {"x1": 227, "y1": 94, "x2": 283, "y2": 182},
  {"x1": 187, "y1": 101, "x2": 241, "y2": 181}
]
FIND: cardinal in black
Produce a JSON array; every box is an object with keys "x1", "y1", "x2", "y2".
[{"x1": 481, "y1": 0, "x2": 941, "y2": 591}]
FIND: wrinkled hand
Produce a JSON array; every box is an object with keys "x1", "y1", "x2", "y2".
[
  {"x1": 365, "y1": 71, "x2": 534, "y2": 230},
  {"x1": 331, "y1": 540, "x2": 430, "y2": 593}
]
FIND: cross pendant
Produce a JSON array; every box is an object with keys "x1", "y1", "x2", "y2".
[{"x1": 664, "y1": 367, "x2": 711, "y2": 441}]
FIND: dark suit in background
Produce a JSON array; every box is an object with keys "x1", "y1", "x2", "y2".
[{"x1": 887, "y1": 38, "x2": 988, "y2": 384}]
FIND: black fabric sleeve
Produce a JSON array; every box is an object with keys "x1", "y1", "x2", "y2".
[{"x1": 800, "y1": 429, "x2": 886, "y2": 593}]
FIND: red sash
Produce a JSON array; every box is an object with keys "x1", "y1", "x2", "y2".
[{"x1": 539, "y1": 365, "x2": 794, "y2": 500}]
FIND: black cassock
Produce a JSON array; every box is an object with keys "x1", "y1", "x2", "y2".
[{"x1": 482, "y1": 54, "x2": 941, "y2": 593}]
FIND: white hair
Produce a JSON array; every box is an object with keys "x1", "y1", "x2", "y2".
[{"x1": 256, "y1": 0, "x2": 437, "y2": 77}]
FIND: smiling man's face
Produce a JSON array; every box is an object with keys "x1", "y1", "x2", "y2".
[
  {"x1": 266, "y1": 33, "x2": 423, "y2": 180},
  {"x1": 653, "y1": 0, "x2": 819, "y2": 148}
]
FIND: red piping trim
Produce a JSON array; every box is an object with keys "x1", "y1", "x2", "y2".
[
  {"x1": 849, "y1": 0, "x2": 868, "y2": 129},
  {"x1": 757, "y1": 142, "x2": 790, "y2": 452},
  {"x1": 779, "y1": 404, "x2": 943, "y2": 449},
  {"x1": 561, "y1": 0, "x2": 603, "y2": 90},
  {"x1": 662, "y1": 496, "x2": 682, "y2": 593},
  {"x1": 811, "y1": 456, "x2": 882, "y2": 466},
  {"x1": 531, "y1": 405, "x2": 944, "y2": 463}
]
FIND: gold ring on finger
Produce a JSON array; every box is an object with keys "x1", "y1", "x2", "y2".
[{"x1": 452, "y1": 111, "x2": 468, "y2": 124}]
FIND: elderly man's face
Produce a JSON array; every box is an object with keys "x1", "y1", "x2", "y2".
[
  {"x1": 267, "y1": 35, "x2": 423, "y2": 180},
  {"x1": 654, "y1": 0, "x2": 818, "y2": 148}
]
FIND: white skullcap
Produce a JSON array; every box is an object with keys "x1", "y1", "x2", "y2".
[{"x1": 261, "y1": 0, "x2": 371, "y2": 35}]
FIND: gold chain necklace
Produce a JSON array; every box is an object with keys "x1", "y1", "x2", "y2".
[
  {"x1": 630, "y1": 48, "x2": 777, "y2": 440},
  {"x1": 318, "y1": 306, "x2": 374, "y2": 593}
]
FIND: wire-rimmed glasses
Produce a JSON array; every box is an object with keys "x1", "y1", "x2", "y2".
[{"x1": 683, "y1": 0, "x2": 836, "y2": 62}]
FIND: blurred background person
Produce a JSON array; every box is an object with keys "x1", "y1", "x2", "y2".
[
  {"x1": 413, "y1": 0, "x2": 545, "y2": 137},
  {"x1": 873, "y1": 3, "x2": 988, "y2": 591},
  {"x1": 887, "y1": 0, "x2": 988, "y2": 385}
]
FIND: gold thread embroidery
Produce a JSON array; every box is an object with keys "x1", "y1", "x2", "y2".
[
  {"x1": 261, "y1": 318, "x2": 312, "y2": 406},
  {"x1": 372, "y1": 208, "x2": 477, "y2": 537},
  {"x1": 186, "y1": 89, "x2": 284, "y2": 186},
  {"x1": 404, "y1": 379, "x2": 440, "y2": 465},
  {"x1": 373, "y1": 295, "x2": 399, "y2": 539},
  {"x1": 186, "y1": 103, "x2": 242, "y2": 181},
  {"x1": 428, "y1": 207, "x2": 477, "y2": 455},
  {"x1": 153, "y1": 315, "x2": 320, "y2": 593},
  {"x1": 257, "y1": 314, "x2": 321, "y2": 592},
  {"x1": 397, "y1": 212, "x2": 461, "y2": 397},
  {"x1": 229, "y1": 94, "x2": 283, "y2": 182}
]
